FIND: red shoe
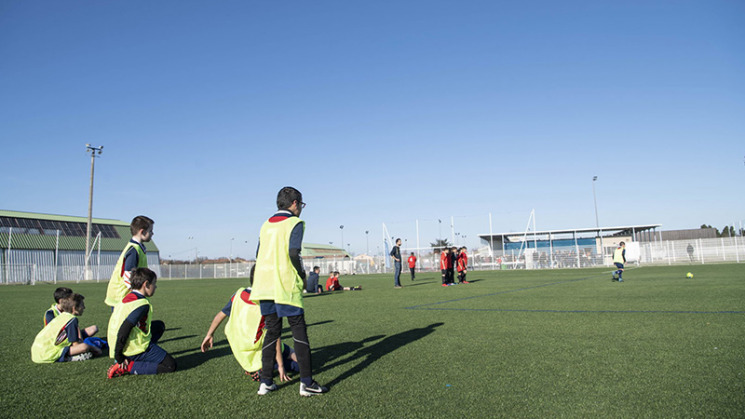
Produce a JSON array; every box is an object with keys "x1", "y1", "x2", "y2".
[
  {"x1": 107, "y1": 362, "x2": 129, "y2": 379},
  {"x1": 462, "y1": 281, "x2": 470, "y2": 284},
  {"x1": 441, "y1": 283, "x2": 448, "y2": 287}
]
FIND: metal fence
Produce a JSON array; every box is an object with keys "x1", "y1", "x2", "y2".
[{"x1": 2, "y1": 238, "x2": 742, "y2": 284}]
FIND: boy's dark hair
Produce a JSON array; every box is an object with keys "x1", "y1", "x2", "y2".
[
  {"x1": 130, "y1": 216, "x2": 154, "y2": 236},
  {"x1": 130, "y1": 267, "x2": 157, "y2": 290},
  {"x1": 277, "y1": 187, "x2": 302, "y2": 210},
  {"x1": 70, "y1": 294, "x2": 85, "y2": 313},
  {"x1": 396, "y1": 238, "x2": 401, "y2": 244},
  {"x1": 59, "y1": 294, "x2": 83, "y2": 313},
  {"x1": 619, "y1": 241, "x2": 625, "y2": 246},
  {"x1": 54, "y1": 287, "x2": 73, "y2": 303},
  {"x1": 313, "y1": 266, "x2": 320, "y2": 271}
]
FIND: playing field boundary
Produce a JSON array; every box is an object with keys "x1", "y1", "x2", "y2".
[{"x1": 404, "y1": 274, "x2": 745, "y2": 315}]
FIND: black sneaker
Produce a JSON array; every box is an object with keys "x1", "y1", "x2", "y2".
[{"x1": 299, "y1": 381, "x2": 328, "y2": 396}]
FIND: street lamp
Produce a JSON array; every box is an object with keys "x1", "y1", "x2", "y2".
[
  {"x1": 84, "y1": 144, "x2": 103, "y2": 281},
  {"x1": 340, "y1": 225, "x2": 344, "y2": 253},
  {"x1": 365, "y1": 230, "x2": 369, "y2": 255}
]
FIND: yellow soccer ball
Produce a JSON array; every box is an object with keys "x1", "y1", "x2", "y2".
[{"x1": 686, "y1": 272, "x2": 694, "y2": 279}]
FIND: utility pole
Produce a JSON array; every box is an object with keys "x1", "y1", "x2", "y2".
[{"x1": 85, "y1": 144, "x2": 103, "y2": 281}]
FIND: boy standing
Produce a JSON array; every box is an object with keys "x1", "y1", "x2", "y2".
[
  {"x1": 32, "y1": 294, "x2": 101, "y2": 363},
  {"x1": 612, "y1": 242, "x2": 626, "y2": 282},
  {"x1": 44, "y1": 287, "x2": 98, "y2": 338},
  {"x1": 249, "y1": 187, "x2": 327, "y2": 396},
  {"x1": 440, "y1": 248, "x2": 450, "y2": 287},
  {"x1": 105, "y1": 216, "x2": 154, "y2": 308},
  {"x1": 456, "y1": 247, "x2": 469, "y2": 284},
  {"x1": 107, "y1": 268, "x2": 176, "y2": 378},
  {"x1": 407, "y1": 252, "x2": 417, "y2": 281}
]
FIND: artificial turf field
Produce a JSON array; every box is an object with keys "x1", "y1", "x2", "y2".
[{"x1": 1, "y1": 264, "x2": 744, "y2": 418}]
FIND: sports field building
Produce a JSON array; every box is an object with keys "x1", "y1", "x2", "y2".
[{"x1": 0, "y1": 210, "x2": 161, "y2": 284}]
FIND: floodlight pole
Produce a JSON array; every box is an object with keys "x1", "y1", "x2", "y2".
[
  {"x1": 85, "y1": 144, "x2": 103, "y2": 281},
  {"x1": 340, "y1": 225, "x2": 344, "y2": 254},
  {"x1": 592, "y1": 176, "x2": 604, "y2": 262}
]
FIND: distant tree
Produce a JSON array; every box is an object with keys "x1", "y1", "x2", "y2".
[
  {"x1": 721, "y1": 225, "x2": 735, "y2": 237},
  {"x1": 700, "y1": 224, "x2": 721, "y2": 237},
  {"x1": 430, "y1": 238, "x2": 452, "y2": 253}
]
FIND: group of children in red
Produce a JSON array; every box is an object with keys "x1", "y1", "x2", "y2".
[{"x1": 440, "y1": 246, "x2": 469, "y2": 286}]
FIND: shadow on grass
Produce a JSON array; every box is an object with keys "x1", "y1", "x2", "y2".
[
  {"x1": 282, "y1": 319, "x2": 333, "y2": 335},
  {"x1": 315, "y1": 322, "x2": 444, "y2": 388},
  {"x1": 403, "y1": 281, "x2": 436, "y2": 287},
  {"x1": 174, "y1": 339, "x2": 232, "y2": 370},
  {"x1": 165, "y1": 327, "x2": 182, "y2": 332},
  {"x1": 159, "y1": 334, "x2": 197, "y2": 344}
]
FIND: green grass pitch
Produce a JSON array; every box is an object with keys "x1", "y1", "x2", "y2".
[{"x1": 1, "y1": 264, "x2": 744, "y2": 418}]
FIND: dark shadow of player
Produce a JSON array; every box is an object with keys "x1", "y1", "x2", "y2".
[
  {"x1": 158, "y1": 334, "x2": 197, "y2": 344},
  {"x1": 173, "y1": 339, "x2": 232, "y2": 370},
  {"x1": 316, "y1": 322, "x2": 444, "y2": 388}
]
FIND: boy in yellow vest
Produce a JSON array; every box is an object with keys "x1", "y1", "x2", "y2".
[
  {"x1": 44, "y1": 287, "x2": 98, "y2": 339},
  {"x1": 612, "y1": 242, "x2": 626, "y2": 282},
  {"x1": 250, "y1": 186, "x2": 328, "y2": 396},
  {"x1": 107, "y1": 267, "x2": 176, "y2": 378},
  {"x1": 105, "y1": 216, "x2": 154, "y2": 308},
  {"x1": 32, "y1": 294, "x2": 102, "y2": 363},
  {"x1": 200, "y1": 286, "x2": 299, "y2": 381}
]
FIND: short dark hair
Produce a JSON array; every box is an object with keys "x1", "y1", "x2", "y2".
[
  {"x1": 277, "y1": 187, "x2": 302, "y2": 210},
  {"x1": 131, "y1": 216, "x2": 154, "y2": 236},
  {"x1": 130, "y1": 267, "x2": 157, "y2": 290},
  {"x1": 619, "y1": 241, "x2": 625, "y2": 246},
  {"x1": 313, "y1": 266, "x2": 320, "y2": 271},
  {"x1": 54, "y1": 287, "x2": 73, "y2": 303},
  {"x1": 70, "y1": 294, "x2": 85, "y2": 313},
  {"x1": 396, "y1": 238, "x2": 401, "y2": 244}
]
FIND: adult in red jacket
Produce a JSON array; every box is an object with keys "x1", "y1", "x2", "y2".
[{"x1": 407, "y1": 253, "x2": 417, "y2": 281}]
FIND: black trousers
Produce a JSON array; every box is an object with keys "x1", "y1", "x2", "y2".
[
  {"x1": 410, "y1": 267, "x2": 416, "y2": 279},
  {"x1": 260, "y1": 313, "x2": 312, "y2": 382}
]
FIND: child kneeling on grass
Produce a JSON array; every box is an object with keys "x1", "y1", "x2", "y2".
[
  {"x1": 201, "y1": 286, "x2": 300, "y2": 382},
  {"x1": 32, "y1": 293, "x2": 102, "y2": 363},
  {"x1": 107, "y1": 267, "x2": 176, "y2": 378}
]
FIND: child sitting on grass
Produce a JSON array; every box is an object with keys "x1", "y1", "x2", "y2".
[
  {"x1": 32, "y1": 294, "x2": 102, "y2": 363},
  {"x1": 325, "y1": 271, "x2": 362, "y2": 291},
  {"x1": 44, "y1": 287, "x2": 98, "y2": 339}
]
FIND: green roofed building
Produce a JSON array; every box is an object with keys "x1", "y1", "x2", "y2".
[
  {"x1": 0, "y1": 210, "x2": 161, "y2": 284},
  {"x1": 301, "y1": 243, "x2": 351, "y2": 259}
]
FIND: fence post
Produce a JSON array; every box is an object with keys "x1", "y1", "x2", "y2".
[
  {"x1": 735, "y1": 234, "x2": 740, "y2": 263},
  {"x1": 31, "y1": 263, "x2": 36, "y2": 285},
  {"x1": 698, "y1": 238, "x2": 704, "y2": 264},
  {"x1": 721, "y1": 237, "x2": 726, "y2": 261}
]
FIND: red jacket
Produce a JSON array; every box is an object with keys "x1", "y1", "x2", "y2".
[
  {"x1": 408, "y1": 255, "x2": 417, "y2": 268},
  {"x1": 440, "y1": 252, "x2": 452, "y2": 270},
  {"x1": 457, "y1": 252, "x2": 468, "y2": 272}
]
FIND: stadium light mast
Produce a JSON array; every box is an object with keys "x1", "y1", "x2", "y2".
[
  {"x1": 85, "y1": 144, "x2": 103, "y2": 281},
  {"x1": 340, "y1": 225, "x2": 344, "y2": 253},
  {"x1": 592, "y1": 176, "x2": 604, "y2": 262},
  {"x1": 365, "y1": 230, "x2": 369, "y2": 255}
]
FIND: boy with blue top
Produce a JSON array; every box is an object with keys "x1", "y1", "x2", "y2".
[
  {"x1": 105, "y1": 216, "x2": 153, "y2": 308},
  {"x1": 44, "y1": 287, "x2": 98, "y2": 339},
  {"x1": 250, "y1": 187, "x2": 327, "y2": 396},
  {"x1": 32, "y1": 294, "x2": 102, "y2": 363},
  {"x1": 107, "y1": 268, "x2": 176, "y2": 378}
]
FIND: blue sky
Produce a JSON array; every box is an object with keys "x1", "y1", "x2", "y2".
[{"x1": 1, "y1": 0, "x2": 743, "y2": 259}]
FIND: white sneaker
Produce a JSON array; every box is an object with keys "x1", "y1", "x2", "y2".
[
  {"x1": 299, "y1": 381, "x2": 328, "y2": 396},
  {"x1": 257, "y1": 382, "x2": 277, "y2": 395},
  {"x1": 70, "y1": 352, "x2": 92, "y2": 362}
]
